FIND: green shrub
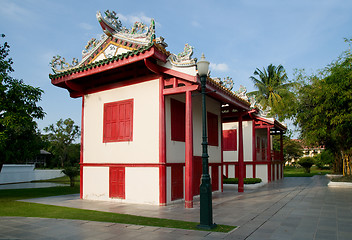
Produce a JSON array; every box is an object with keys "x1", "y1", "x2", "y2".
[
  {"x1": 298, "y1": 157, "x2": 314, "y2": 173},
  {"x1": 223, "y1": 178, "x2": 262, "y2": 184},
  {"x1": 314, "y1": 150, "x2": 334, "y2": 169}
]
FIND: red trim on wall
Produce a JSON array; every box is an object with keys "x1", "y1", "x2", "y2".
[
  {"x1": 211, "y1": 166, "x2": 219, "y2": 191},
  {"x1": 159, "y1": 76, "x2": 166, "y2": 206},
  {"x1": 80, "y1": 96, "x2": 84, "y2": 199},
  {"x1": 222, "y1": 129, "x2": 237, "y2": 151},
  {"x1": 185, "y1": 91, "x2": 193, "y2": 208}
]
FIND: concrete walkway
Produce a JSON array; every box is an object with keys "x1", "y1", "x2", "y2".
[{"x1": 1, "y1": 176, "x2": 352, "y2": 239}]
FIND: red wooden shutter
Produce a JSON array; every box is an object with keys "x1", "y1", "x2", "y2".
[
  {"x1": 171, "y1": 99, "x2": 185, "y2": 142},
  {"x1": 109, "y1": 167, "x2": 125, "y2": 199},
  {"x1": 212, "y1": 166, "x2": 219, "y2": 191},
  {"x1": 207, "y1": 112, "x2": 218, "y2": 146},
  {"x1": 103, "y1": 99, "x2": 133, "y2": 142},
  {"x1": 171, "y1": 165, "x2": 183, "y2": 201},
  {"x1": 193, "y1": 156, "x2": 202, "y2": 196},
  {"x1": 222, "y1": 129, "x2": 237, "y2": 151}
]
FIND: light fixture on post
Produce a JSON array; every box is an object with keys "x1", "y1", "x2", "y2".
[{"x1": 197, "y1": 53, "x2": 216, "y2": 230}]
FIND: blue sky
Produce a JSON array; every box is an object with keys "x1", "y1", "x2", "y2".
[{"x1": 1, "y1": 0, "x2": 352, "y2": 135}]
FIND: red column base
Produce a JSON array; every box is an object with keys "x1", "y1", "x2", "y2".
[{"x1": 185, "y1": 200, "x2": 193, "y2": 208}]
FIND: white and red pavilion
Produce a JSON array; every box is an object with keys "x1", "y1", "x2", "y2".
[{"x1": 49, "y1": 10, "x2": 285, "y2": 208}]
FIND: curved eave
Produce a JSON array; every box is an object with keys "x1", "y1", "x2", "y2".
[
  {"x1": 205, "y1": 77, "x2": 251, "y2": 111},
  {"x1": 49, "y1": 45, "x2": 167, "y2": 86}
]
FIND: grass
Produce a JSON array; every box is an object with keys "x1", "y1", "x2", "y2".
[
  {"x1": 284, "y1": 166, "x2": 332, "y2": 177},
  {"x1": 0, "y1": 186, "x2": 235, "y2": 233}
]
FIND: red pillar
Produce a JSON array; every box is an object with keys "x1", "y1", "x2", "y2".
[
  {"x1": 80, "y1": 96, "x2": 85, "y2": 199},
  {"x1": 252, "y1": 120, "x2": 256, "y2": 178},
  {"x1": 267, "y1": 126, "x2": 272, "y2": 182},
  {"x1": 280, "y1": 132, "x2": 284, "y2": 179},
  {"x1": 159, "y1": 76, "x2": 166, "y2": 205},
  {"x1": 238, "y1": 114, "x2": 244, "y2": 192},
  {"x1": 185, "y1": 90, "x2": 193, "y2": 208}
]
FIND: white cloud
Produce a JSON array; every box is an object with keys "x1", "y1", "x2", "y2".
[
  {"x1": 210, "y1": 63, "x2": 229, "y2": 72},
  {"x1": 78, "y1": 22, "x2": 94, "y2": 31},
  {"x1": 0, "y1": 0, "x2": 33, "y2": 24},
  {"x1": 117, "y1": 12, "x2": 160, "y2": 28},
  {"x1": 191, "y1": 21, "x2": 201, "y2": 28}
]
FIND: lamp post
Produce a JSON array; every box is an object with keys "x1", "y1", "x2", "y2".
[{"x1": 197, "y1": 54, "x2": 216, "y2": 230}]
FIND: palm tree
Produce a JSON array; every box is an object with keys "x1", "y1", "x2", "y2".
[{"x1": 248, "y1": 64, "x2": 294, "y2": 118}]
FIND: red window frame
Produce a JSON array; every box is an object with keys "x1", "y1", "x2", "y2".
[
  {"x1": 171, "y1": 165, "x2": 183, "y2": 201},
  {"x1": 171, "y1": 99, "x2": 185, "y2": 142},
  {"x1": 109, "y1": 167, "x2": 125, "y2": 199},
  {"x1": 207, "y1": 112, "x2": 218, "y2": 146},
  {"x1": 103, "y1": 99, "x2": 133, "y2": 142},
  {"x1": 222, "y1": 129, "x2": 237, "y2": 151}
]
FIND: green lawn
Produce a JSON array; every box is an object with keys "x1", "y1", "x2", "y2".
[
  {"x1": 0, "y1": 186, "x2": 235, "y2": 233},
  {"x1": 284, "y1": 166, "x2": 332, "y2": 177}
]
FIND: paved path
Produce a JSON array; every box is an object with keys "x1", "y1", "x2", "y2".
[{"x1": 1, "y1": 176, "x2": 352, "y2": 239}]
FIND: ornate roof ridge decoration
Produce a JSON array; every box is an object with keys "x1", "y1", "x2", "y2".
[
  {"x1": 49, "y1": 42, "x2": 166, "y2": 80},
  {"x1": 96, "y1": 10, "x2": 156, "y2": 44},
  {"x1": 168, "y1": 43, "x2": 197, "y2": 67},
  {"x1": 207, "y1": 77, "x2": 250, "y2": 106}
]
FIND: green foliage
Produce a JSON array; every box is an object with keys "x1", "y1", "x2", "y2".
[
  {"x1": 248, "y1": 64, "x2": 297, "y2": 120},
  {"x1": 44, "y1": 118, "x2": 80, "y2": 167},
  {"x1": 273, "y1": 133, "x2": 303, "y2": 163},
  {"x1": 0, "y1": 34, "x2": 45, "y2": 164},
  {"x1": 297, "y1": 157, "x2": 314, "y2": 173},
  {"x1": 294, "y1": 39, "x2": 352, "y2": 173},
  {"x1": 314, "y1": 150, "x2": 334, "y2": 169},
  {"x1": 62, "y1": 166, "x2": 80, "y2": 187},
  {"x1": 0, "y1": 187, "x2": 235, "y2": 233},
  {"x1": 223, "y1": 178, "x2": 262, "y2": 184}
]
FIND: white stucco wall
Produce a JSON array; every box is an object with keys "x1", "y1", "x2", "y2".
[
  {"x1": 256, "y1": 165, "x2": 268, "y2": 183},
  {"x1": 165, "y1": 94, "x2": 222, "y2": 163},
  {"x1": 83, "y1": 79, "x2": 159, "y2": 164},
  {"x1": 83, "y1": 166, "x2": 109, "y2": 200},
  {"x1": 125, "y1": 167, "x2": 159, "y2": 204},
  {"x1": 223, "y1": 120, "x2": 253, "y2": 162},
  {"x1": 83, "y1": 166, "x2": 160, "y2": 204}
]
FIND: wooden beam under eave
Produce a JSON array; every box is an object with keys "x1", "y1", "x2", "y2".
[{"x1": 163, "y1": 85, "x2": 199, "y2": 95}]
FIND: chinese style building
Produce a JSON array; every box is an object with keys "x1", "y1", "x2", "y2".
[{"x1": 49, "y1": 10, "x2": 285, "y2": 208}]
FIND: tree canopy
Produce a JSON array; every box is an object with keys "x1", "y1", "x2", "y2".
[
  {"x1": 44, "y1": 118, "x2": 80, "y2": 167},
  {"x1": 0, "y1": 34, "x2": 45, "y2": 164},
  {"x1": 248, "y1": 64, "x2": 296, "y2": 120},
  {"x1": 294, "y1": 38, "x2": 352, "y2": 174}
]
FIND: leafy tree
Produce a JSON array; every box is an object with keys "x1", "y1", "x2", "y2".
[
  {"x1": 248, "y1": 64, "x2": 296, "y2": 120},
  {"x1": 294, "y1": 38, "x2": 352, "y2": 174},
  {"x1": 273, "y1": 134, "x2": 304, "y2": 164},
  {"x1": 314, "y1": 150, "x2": 334, "y2": 170},
  {"x1": 0, "y1": 34, "x2": 45, "y2": 166},
  {"x1": 44, "y1": 118, "x2": 80, "y2": 167}
]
